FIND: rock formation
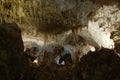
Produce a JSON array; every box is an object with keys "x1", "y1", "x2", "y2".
[
  {"x1": 78, "y1": 48, "x2": 120, "y2": 80},
  {"x1": 0, "y1": 23, "x2": 29, "y2": 80}
]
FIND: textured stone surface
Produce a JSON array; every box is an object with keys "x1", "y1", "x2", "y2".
[
  {"x1": 78, "y1": 48, "x2": 120, "y2": 80},
  {"x1": 0, "y1": 23, "x2": 29, "y2": 80}
]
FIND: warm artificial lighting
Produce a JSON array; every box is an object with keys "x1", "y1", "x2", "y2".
[
  {"x1": 90, "y1": 46, "x2": 95, "y2": 52},
  {"x1": 33, "y1": 59, "x2": 38, "y2": 64}
]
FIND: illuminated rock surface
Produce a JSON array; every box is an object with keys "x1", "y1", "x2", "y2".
[{"x1": 0, "y1": 0, "x2": 120, "y2": 80}]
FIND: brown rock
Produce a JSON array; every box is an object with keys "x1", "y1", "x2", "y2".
[{"x1": 0, "y1": 23, "x2": 29, "y2": 80}]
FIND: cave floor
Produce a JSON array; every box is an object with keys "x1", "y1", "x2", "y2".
[{"x1": 28, "y1": 63, "x2": 80, "y2": 80}]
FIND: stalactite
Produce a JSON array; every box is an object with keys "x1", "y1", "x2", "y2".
[
  {"x1": 43, "y1": 33, "x2": 47, "y2": 50},
  {"x1": 72, "y1": 29, "x2": 78, "y2": 45}
]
